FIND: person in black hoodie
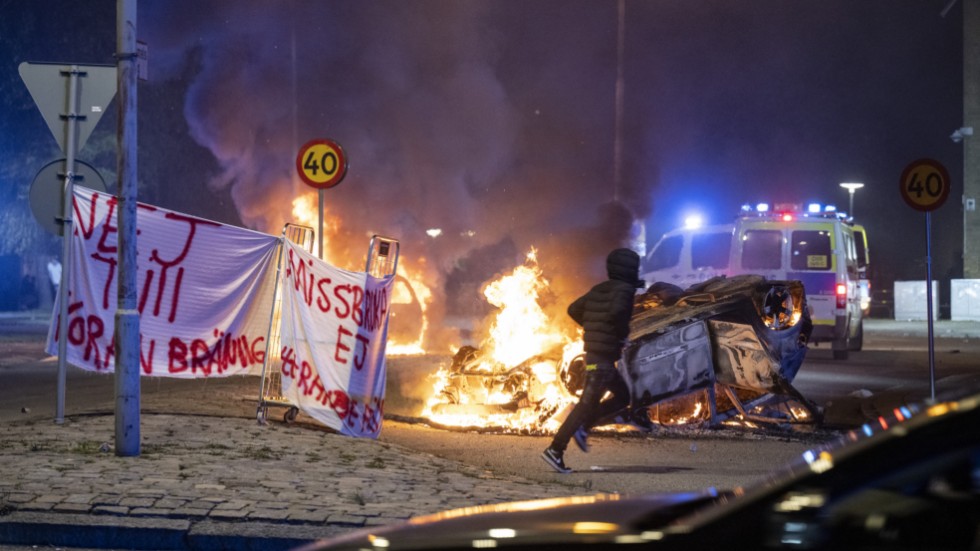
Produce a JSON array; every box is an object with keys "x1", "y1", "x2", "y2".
[{"x1": 542, "y1": 248, "x2": 643, "y2": 473}]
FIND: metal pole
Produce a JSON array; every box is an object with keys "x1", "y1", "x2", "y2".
[
  {"x1": 848, "y1": 191, "x2": 855, "y2": 216},
  {"x1": 54, "y1": 66, "x2": 83, "y2": 425},
  {"x1": 318, "y1": 188, "x2": 324, "y2": 259},
  {"x1": 926, "y1": 211, "x2": 936, "y2": 401},
  {"x1": 612, "y1": 0, "x2": 624, "y2": 203},
  {"x1": 115, "y1": 0, "x2": 140, "y2": 456}
]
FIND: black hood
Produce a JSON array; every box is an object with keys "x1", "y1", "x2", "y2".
[{"x1": 606, "y1": 248, "x2": 642, "y2": 287}]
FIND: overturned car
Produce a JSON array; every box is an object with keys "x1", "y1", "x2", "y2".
[
  {"x1": 426, "y1": 274, "x2": 816, "y2": 431},
  {"x1": 624, "y1": 274, "x2": 816, "y2": 425}
]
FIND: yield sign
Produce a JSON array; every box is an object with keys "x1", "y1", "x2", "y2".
[{"x1": 18, "y1": 62, "x2": 117, "y2": 154}]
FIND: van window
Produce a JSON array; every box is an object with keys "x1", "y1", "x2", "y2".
[
  {"x1": 742, "y1": 230, "x2": 782, "y2": 269},
  {"x1": 791, "y1": 230, "x2": 832, "y2": 271},
  {"x1": 843, "y1": 232, "x2": 859, "y2": 277},
  {"x1": 646, "y1": 234, "x2": 683, "y2": 271},
  {"x1": 692, "y1": 232, "x2": 731, "y2": 269},
  {"x1": 854, "y1": 229, "x2": 868, "y2": 270}
]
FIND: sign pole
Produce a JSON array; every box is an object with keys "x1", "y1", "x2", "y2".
[
  {"x1": 18, "y1": 61, "x2": 117, "y2": 425},
  {"x1": 925, "y1": 211, "x2": 936, "y2": 400},
  {"x1": 54, "y1": 67, "x2": 83, "y2": 425},
  {"x1": 318, "y1": 188, "x2": 325, "y2": 260},
  {"x1": 899, "y1": 158, "x2": 950, "y2": 402}
]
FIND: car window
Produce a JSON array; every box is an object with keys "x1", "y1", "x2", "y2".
[
  {"x1": 647, "y1": 235, "x2": 683, "y2": 271},
  {"x1": 742, "y1": 229, "x2": 782, "y2": 270},
  {"x1": 692, "y1": 232, "x2": 731, "y2": 269},
  {"x1": 791, "y1": 230, "x2": 831, "y2": 271}
]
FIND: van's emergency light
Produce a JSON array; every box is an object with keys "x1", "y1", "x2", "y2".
[{"x1": 739, "y1": 202, "x2": 851, "y2": 222}]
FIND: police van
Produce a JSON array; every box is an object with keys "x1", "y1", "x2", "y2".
[
  {"x1": 642, "y1": 223, "x2": 734, "y2": 289},
  {"x1": 729, "y1": 204, "x2": 864, "y2": 360},
  {"x1": 642, "y1": 203, "x2": 866, "y2": 360}
]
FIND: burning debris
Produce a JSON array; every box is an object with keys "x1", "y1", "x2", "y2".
[{"x1": 421, "y1": 249, "x2": 582, "y2": 433}]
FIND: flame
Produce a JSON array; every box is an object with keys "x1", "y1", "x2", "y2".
[
  {"x1": 386, "y1": 262, "x2": 433, "y2": 356},
  {"x1": 291, "y1": 193, "x2": 341, "y2": 263},
  {"x1": 482, "y1": 248, "x2": 563, "y2": 367},
  {"x1": 421, "y1": 249, "x2": 579, "y2": 432}
]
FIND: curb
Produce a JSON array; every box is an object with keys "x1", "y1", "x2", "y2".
[{"x1": 0, "y1": 511, "x2": 349, "y2": 551}]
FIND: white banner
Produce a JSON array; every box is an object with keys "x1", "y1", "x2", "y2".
[
  {"x1": 46, "y1": 186, "x2": 280, "y2": 377},
  {"x1": 278, "y1": 240, "x2": 393, "y2": 438}
]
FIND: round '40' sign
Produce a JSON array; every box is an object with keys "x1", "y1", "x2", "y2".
[
  {"x1": 900, "y1": 158, "x2": 950, "y2": 212},
  {"x1": 296, "y1": 139, "x2": 348, "y2": 189}
]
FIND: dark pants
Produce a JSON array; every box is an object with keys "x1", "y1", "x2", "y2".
[{"x1": 550, "y1": 362, "x2": 630, "y2": 453}]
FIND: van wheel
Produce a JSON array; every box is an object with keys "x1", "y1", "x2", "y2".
[
  {"x1": 832, "y1": 348, "x2": 849, "y2": 361},
  {"x1": 848, "y1": 321, "x2": 864, "y2": 352}
]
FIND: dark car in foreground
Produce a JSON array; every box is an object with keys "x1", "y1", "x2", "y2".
[{"x1": 301, "y1": 390, "x2": 980, "y2": 550}]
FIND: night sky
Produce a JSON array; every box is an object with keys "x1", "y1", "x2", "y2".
[{"x1": 0, "y1": 0, "x2": 967, "y2": 325}]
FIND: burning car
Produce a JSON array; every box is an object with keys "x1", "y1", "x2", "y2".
[{"x1": 623, "y1": 274, "x2": 818, "y2": 426}]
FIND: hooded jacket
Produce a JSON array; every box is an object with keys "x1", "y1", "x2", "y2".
[{"x1": 567, "y1": 248, "x2": 642, "y2": 364}]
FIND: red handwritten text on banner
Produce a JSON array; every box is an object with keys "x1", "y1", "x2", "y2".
[
  {"x1": 46, "y1": 186, "x2": 280, "y2": 378},
  {"x1": 278, "y1": 240, "x2": 392, "y2": 438}
]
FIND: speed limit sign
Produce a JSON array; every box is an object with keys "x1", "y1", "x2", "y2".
[
  {"x1": 900, "y1": 158, "x2": 950, "y2": 212},
  {"x1": 296, "y1": 139, "x2": 348, "y2": 189}
]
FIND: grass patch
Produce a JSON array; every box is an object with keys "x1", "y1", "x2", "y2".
[
  {"x1": 244, "y1": 446, "x2": 283, "y2": 460},
  {"x1": 338, "y1": 451, "x2": 356, "y2": 465},
  {"x1": 71, "y1": 441, "x2": 102, "y2": 454}
]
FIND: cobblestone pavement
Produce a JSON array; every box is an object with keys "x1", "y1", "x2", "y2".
[
  {"x1": 0, "y1": 413, "x2": 585, "y2": 550},
  {"x1": 2, "y1": 316, "x2": 978, "y2": 550}
]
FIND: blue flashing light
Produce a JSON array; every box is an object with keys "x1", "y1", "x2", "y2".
[
  {"x1": 824, "y1": 205, "x2": 837, "y2": 213},
  {"x1": 807, "y1": 203, "x2": 822, "y2": 214},
  {"x1": 684, "y1": 214, "x2": 704, "y2": 229},
  {"x1": 756, "y1": 203, "x2": 770, "y2": 213}
]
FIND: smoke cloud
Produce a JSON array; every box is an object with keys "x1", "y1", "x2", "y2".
[{"x1": 142, "y1": 1, "x2": 646, "y2": 349}]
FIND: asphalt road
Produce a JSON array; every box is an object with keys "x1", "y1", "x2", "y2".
[{"x1": 3, "y1": 315, "x2": 979, "y2": 496}]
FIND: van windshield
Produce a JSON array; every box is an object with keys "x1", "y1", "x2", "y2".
[
  {"x1": 692, "y1": 232, "x2": 731, "y2": 269},
  {"x1": 742, "y1": 230, "x2": 782, "y2": 269},
  {"x1": 647, "y1": 234, "x2": 683, "y2": 271},
  {"x1": 791, "y1": 230, "x2": 832, "y2": 271}
]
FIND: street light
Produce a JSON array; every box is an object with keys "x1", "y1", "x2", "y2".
[{"x1": 840, "y1": 182, "x2": 864, "y2": 217}]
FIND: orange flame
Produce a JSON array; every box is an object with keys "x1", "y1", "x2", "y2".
[
  {"x1": 421, "y1": 249, "x2": 580, "y2": 432},
  {"x1": 291, "y1": 193, "x2": 341, "y2": 263},
  {"x1": 386, "y1": 263, "x2": 433, "y2": 356}
]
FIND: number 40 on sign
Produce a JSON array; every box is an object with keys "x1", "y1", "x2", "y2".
[
  {"x1": 900, "y1": 158, "x2": 950, "y2": 213},
  {"x1": 296, "y1": 139, "x2": 349, "y2": 190}
]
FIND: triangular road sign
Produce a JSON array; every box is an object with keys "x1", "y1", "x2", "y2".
[{"x1": 18, "y1": 62, "x2": 117, "y2": 155}]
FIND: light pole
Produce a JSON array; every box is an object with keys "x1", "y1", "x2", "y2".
[{"x1": 840, "y1": 182, "x2": 864, "y2": 217}]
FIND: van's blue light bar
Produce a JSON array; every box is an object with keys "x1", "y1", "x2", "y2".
[{"x1": 736, "y1": 202, "x2": 844, "y2": 219}]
